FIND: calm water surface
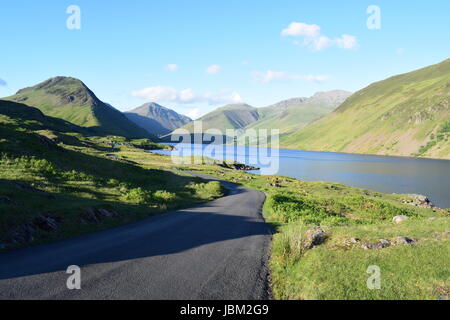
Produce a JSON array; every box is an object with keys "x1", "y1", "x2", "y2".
[{"x1": 153, "y1": 144, "x2": 450, "y2": 208}]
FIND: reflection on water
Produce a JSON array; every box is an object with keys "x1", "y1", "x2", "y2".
[{"x1": 153, "y1": 144, "x2": 450, "y2": 208}]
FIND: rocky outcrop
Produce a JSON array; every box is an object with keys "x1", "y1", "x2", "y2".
[
  {"x1": 218, "y1": 162, "x2": 259, "y2": 171},
  {"x1": 403, "y1": 194, "x2": 436, "y2": 209}
]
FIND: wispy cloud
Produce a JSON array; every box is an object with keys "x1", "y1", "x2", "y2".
[
  {"x1": 282, "y1": 22, "x2": 358, "y2": 51},
  {"x1": 0, "y1": 78, "x2": 7, "y2": 86},
  {"x1": 165, "y1": 64, "x2": 179, "y2": 71},
  {"x1": 206, "y1": 64, "x2": 222, "y2": 74},
  {"x1": 253, "y1": 70, "x2": 330, "y2": 84},
  {"x1": 131, "y1": 86, "x2": 242, "y2": 105}
]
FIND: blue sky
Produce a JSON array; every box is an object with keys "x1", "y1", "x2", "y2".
[{"x1": 0, "y1": 0, "x2": 449, "y2": 118}]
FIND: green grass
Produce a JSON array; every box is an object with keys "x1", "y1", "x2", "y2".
[
  {"x1": 185, "y1": 164, "x2": 449, "y2": 300},
  {"x1": 271, "y1": 219, "x2": 449, "y2": 300}
]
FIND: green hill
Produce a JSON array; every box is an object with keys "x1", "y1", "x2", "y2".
[
  {"x1": 247, "y1": 91, "x2": 351, "y2": 135},
  {"x1": 3, "y1": 77, "x2": 151, "y2": 138},
  {"x1": 180, "y1": 103, "x2": 259, "y2": 133},
  {"x1": 281, "y1": 59, "x2": 450, "y2": 159}
]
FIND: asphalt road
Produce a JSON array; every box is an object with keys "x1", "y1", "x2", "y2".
[{"x1": 0, "y1": 173, "x2": 271, "y2": 300}]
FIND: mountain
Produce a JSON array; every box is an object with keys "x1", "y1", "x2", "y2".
[
  {"x1": 247, "y1": 90, "x2": 351, "y2": 134},
  {"x1": 3, "y1": 77, "x2": 151, "y2": 138},
  {"x1": 174, "y1": 91, "x2": 351, "y2": 140},
  {"x1": 180, "y1": 103, "x2": 260, "y2": 132},
  {"x1": 281, "y1": 59, "x2": 450, "y2": 159},
  {"x1": 125, "y1": 102, "x2": 191, "y2": 137}
]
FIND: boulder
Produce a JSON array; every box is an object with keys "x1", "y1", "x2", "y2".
[
  {"x1": 97, "y1": 208, "x2": 119, "y2": 218},
  {"x1": 403, "y1": 194, "x2": 435, "y2": 209},
  {"x1": 393, "y1": 215, "x2": 409, "y2": 224},
  {"x1": 33, "y1": 216, "x2": 58, "y2": 231},
  {"x1": 395, "y1": 236, "x2": 416, "y2": 245},
  {"x1": 303, "y1": 226, "x2": 327, "y2": 249}
]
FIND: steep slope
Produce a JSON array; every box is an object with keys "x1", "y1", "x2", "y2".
[
  {"x1": 180, "y1": 103, "x2": 259, "y2": 132},
  {"x1": 3, "y1": 77, "x2": 150, "y2": 138},
  {"x1": 247, "y1": 91, "x2": 351, "y2": 134},
  {"x1": 281, "y1": 59, "x2": 450, "y2": 159},
  {"x1": 125, "y1": 102, "x2": 191, "y2": 137}
]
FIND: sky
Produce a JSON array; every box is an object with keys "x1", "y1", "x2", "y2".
[{"x1": 0, "y1": 0, "x2": 449, "y2": 119}]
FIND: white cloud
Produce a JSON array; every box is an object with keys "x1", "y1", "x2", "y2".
[
  {"x1": 179, "y1": 88, "x2": 196, "y2": 102},
  {"x1": 281, "y1": 22, "x2": 321, "y2": 37},
  {"x1": 131, "y1": 86, "x2": 242, "y2": 105},
  {"x1": 184, "y1": 108, "x2": 203, "y2": 120},
  {"x1": 206, "y1": 64, "x2": 222, "y2": 74},
  {"x1": 253, "y1": 70, "x2": 329, "y2": 84},
  {"x1": 165, "y1": 64, "x2": 179, "y2": 71},
  {"x1": 131, "y1": 86, "x2": 178, "y2": 101},
  {"x1": 335, "y1": 34, "x2": 358, "y2": 49},
  {"x1": 282, "y1": 21, "x2": 358, "y2": 51}
]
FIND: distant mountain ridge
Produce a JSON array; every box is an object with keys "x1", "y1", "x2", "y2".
[
  {"x1": 125, "y1": 102, "x2": 191, "y2": 137},
  {"x1": 281, "y1": 59, "x2": 450, "y2": 159},
  {"x1": 4, "y1": 77, "x2": 150, "y2": 138},
  {"x1": 175, "y1": 91, "x2": 352, "y2": 137}
]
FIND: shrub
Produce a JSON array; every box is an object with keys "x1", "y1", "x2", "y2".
[
  {"x1": 152, "y1": 190, "x2": 177, "y2": 204},
  {"x1": 188, "y1": 181, "x2": 224, "y2": 199},
  {"x1": 121, "y1": 187, "x2": 151, "y2": 204}
]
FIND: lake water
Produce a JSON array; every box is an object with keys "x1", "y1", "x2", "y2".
[{"x1": 152, "y1": 143, "x2": 450, "y2": 208}]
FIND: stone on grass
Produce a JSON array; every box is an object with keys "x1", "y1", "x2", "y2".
[
  {"x1": 393, "y1": 215, "x2": 409, "y2": 224},
  {"x1": 304, "y1": 226, "x2": 327, "y2": 249}
]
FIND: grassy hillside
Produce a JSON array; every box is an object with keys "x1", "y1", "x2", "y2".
[
  {"x1": 3, "y1": 77, "x2": 151, "y2": 139},
  {"x1": 0, "y1": 100, "x2": 224, "y2": 250},
  {"x1": 180, "y1": 104, "x2": 260, "y2": 133},
  {"x1": 248, "y1": 91, "x2": 351, "y2": 135},
  {"x1": 282, "y1": 59, "x2": 450, "y2": 159}
]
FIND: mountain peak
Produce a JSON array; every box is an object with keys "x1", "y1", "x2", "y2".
[{"x1": 125, "y1": 102, "x2": 192, "y2": 137}]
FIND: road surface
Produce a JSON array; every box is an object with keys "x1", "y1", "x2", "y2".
[{"x1": 0, "y1": 173, "x2": 271, "y2": 300}]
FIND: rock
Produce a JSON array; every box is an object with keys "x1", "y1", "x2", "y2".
[
  {"x1": 395, "y1": 236, "x2": 416, "y2": 245},
  {"x1": 80, "y1": 208, "x2": 100, "y2": 223},
  {"x1": 0, "y1": 196, "x2": 11, "y2": 203},
  {"x1": 304, "y1": 227, "x2": 327, "y2": 249},
  {"x1": 350, "y1": 238, "x2": 361, "y2": 243},
  {"x1": 393, "y1": 215, "x2": 409, "y2": 224},
  {"x1": 379, "y1": 239, "x2": 391, "y2": 248},
  {"x1": 403, "y1": 194, "x2": 436, "y2": 209},
  {"x1": 97, "y1": 208, "x2": 118, "y2": 218},
  {"x1": 362, "y1": 243, "x2": 384, "y2": 250},
  {"x1": 33, "y1": 216, "x2": 58, "y2": 231}
]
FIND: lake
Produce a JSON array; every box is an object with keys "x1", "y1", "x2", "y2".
[{"x1": 152, "y1": 143, "x2": 450, "y2": 208}]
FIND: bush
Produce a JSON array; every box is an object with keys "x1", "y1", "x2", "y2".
[
  {"x1": 121, "y1": 187, "x2": 151, "y2": 204},
  {"x1": 188, "y1": 181, "x2": 224, "y2": 200},
  {"x1": 152, "y1": 190, "x2": 177, "y2": 204}
]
